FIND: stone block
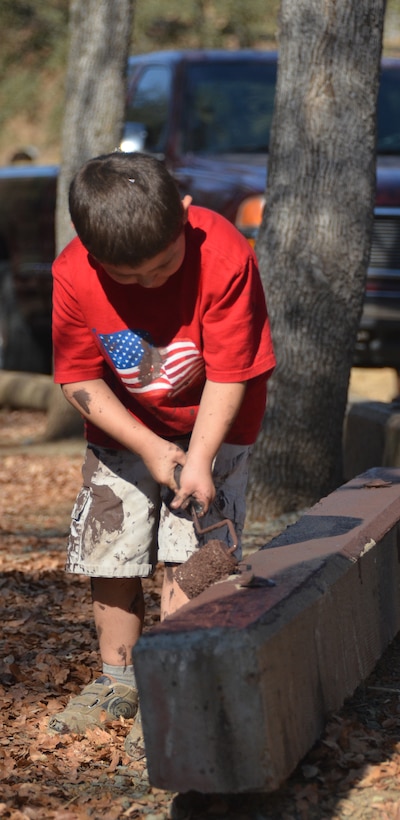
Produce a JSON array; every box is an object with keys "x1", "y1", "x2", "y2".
[
  {"x1": 343, "y1": 400, "x2": 400, "y2": 479},
  {"x1": 133, "y1": 467, "x2": 400, "y2": 794}
]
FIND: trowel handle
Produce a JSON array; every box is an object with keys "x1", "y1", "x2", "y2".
[
  {"x1": 191, "y1": 507, "x2": 238, "y2": 551},
  {"x1": 174, "y1": 466, "x2": 238, "y2": 549},
  {"x1": 173, "y1": 465, "x2": 204, "y2": 515}
]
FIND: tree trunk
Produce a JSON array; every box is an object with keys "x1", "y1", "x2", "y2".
[
  {"x1": 247, "y1": 0, "x2": 386, "y2": 520},
  {"x1": 55, "y1": 0, "x2": 134, "y2": 254},
  {"x1": 45, "y1": 0, "x2": 134, "y2": 441}
]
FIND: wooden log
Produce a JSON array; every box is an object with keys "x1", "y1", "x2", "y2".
[
  {"x1": 0, "y1": 370, "x2": 54, "y2": 409},
  {"x1": 0, "y1": 371, "x2": 83, "y2": 439}
]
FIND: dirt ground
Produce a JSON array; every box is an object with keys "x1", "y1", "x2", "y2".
[
  {"x1": 348, "y1": 367, "x2": 399, "y2": 403},
  {"x1": 2, "y1": 368, "x2": 400, "y2": 819}
]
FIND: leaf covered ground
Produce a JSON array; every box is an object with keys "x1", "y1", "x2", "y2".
[{"x1": 2, "y1": 408, "x2": 400, "y2": 820}]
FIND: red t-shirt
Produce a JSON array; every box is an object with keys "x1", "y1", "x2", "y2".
[{"x1": 52, "y1": 205, "x2": 275, "y2": 446}]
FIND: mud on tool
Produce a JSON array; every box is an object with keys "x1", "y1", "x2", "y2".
[{"x1": 172, "y1": 464, "x2": 239, "y2": 598}]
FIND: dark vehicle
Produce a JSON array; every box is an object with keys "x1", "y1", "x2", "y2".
[
  {"x1": 0, "y1": 165, "x2": 57, "y2": 373},
  {"x1": 0, "y1": 49, "x2": 399, "y2": 372},
  {"x1": 354, "y1": 62, "x2": 400, "y2": 369},
  {"x1": 123, "y1": 49, "x2": 277, "y2": 239}
]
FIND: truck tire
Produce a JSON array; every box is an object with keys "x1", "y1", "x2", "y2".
[{"x1": 0, "y1": 262, "x2": 52, "y2": 374}]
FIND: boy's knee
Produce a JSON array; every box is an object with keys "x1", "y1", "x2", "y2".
[{"x1": 91, "y1": 576, "x2": 143, "y2": 608}]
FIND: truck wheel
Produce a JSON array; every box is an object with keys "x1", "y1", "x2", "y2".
[
  {"x1": 1, "y1": 312, "x2": 52, "y2": 374},
  {"x1": 0, "y1": 263, "x2": 52, "y2": 374}
]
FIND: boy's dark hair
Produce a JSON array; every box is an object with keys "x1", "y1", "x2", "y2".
[{"x1": 68, "y1": 152, "x2": 185, "y2": 266}]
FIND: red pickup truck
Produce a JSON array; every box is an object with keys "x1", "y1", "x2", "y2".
[{"x1": 0, "y1": 49, "x2": 400, "y2": 374}]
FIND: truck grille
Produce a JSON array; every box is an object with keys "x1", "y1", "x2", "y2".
[{"x1": 369, "y1": 212, "x2": 400, "y2": 270}]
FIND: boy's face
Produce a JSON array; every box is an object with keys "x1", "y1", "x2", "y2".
[{"x1": 99, "y1": 196, "x2": 191, "y2": 289}]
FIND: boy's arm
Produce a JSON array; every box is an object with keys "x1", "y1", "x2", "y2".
[
  {"x1": 61, "y1": 378, "x2": 186, "y2": 486},
  {"x1": 170, "y1": 379, "x2": 247, "y2": 513}
]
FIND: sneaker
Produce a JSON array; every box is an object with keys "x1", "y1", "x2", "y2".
[
  {"x1": 124, "y1": 705, "x2": 144, "y2": 757},
  {"x1": 48, "y1": 675, "x2": 139, "y2": 734}
]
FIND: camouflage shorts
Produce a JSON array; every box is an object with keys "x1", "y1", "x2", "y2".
[{"x1": 65, "y1": 442, "x2": 251, "y2": 578}]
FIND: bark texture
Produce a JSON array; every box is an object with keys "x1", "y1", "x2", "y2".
[
  {"x1": 48, "y1": 0, "x2": 134, "y2": 440},
  {"x1": 247, "y1": 0, "x2": 386, "y2": 519},
  {"x1": 55, "y1": 0, "x2": 134, "y2": 255}
]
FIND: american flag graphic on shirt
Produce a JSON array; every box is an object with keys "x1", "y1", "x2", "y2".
[{"x1": 98, "y1": 329, "x2": 204, "y2": 396}]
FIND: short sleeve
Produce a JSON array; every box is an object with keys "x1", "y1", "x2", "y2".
[
  {"x1": 200, "y1": 252, "x2": 275, "y2": 382},
  {"x1": 52, "y1": 248, "x2": 105, "y2": 384}
]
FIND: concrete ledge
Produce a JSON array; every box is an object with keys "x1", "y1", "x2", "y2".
[{"x1": 134, "y1": 467, "x2": 400, "y2": 794}]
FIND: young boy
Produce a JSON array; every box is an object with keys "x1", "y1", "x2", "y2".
[{"x1": 49, "y1": 151, "x2": 275, "y2": 756}]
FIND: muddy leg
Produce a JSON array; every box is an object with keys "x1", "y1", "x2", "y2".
[
  {"x1": 92, "y1": 577, "x2": 145, "y2": 665},
  {"x1": 161, "y1": 564, "x2": 190, "y2": 620}
]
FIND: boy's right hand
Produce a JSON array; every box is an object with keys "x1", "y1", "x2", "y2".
[{"x1": 141, "y1": 439, "x2": 187, "y2": 489}]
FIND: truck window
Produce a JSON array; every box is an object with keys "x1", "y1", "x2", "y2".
[
  {"x1": 377, "y1": 67, "x2": 400, "y2": 154},
  {"x1": 126, "y1": 65, "x2": 172, "y2": 152},
  {"x1": 182, "y1": 60, "x2": 277, "y2": 155}
]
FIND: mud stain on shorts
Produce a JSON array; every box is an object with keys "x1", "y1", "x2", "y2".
[
  {"x1": 90, "y1": 484, "x2": 124, "y2": 533},
  {"x1": 84, "y1": 485, "x2": 124, "y2": 557},
  {"x1": 72, "y1": 483, "x2": 124, "y2": 560}
]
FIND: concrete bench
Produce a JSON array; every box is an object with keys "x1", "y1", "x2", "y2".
[{"x1": 133, "y1": 467, "x2": 400, "y2": 794}]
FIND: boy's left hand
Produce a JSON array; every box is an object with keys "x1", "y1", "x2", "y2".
[
  {"x1": 170, "y1": 462, "x2": 215, "y2": 515},
  {"x1": 169, "y1": 380, "x2": 246, "y2": 514}
]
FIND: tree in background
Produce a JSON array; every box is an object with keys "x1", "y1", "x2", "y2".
[
  {"x1": 1, "y1": 0, "x2": 399, "y2": 163},
  {"x1": 0, "y1": 0, "x2": 280, "y2": 163},
  {"x1": 46, "y1": 0, "x2": 134, "y2": 439},
  {"x1": 247, "y1": 0, "x2": 386, "y2": 520},
  {"x1": 133, "y1": 0, "x2": 279, "y2": 50},
  {"x1": 56, "y1": 0, "x2": 134, "y2": 253}
]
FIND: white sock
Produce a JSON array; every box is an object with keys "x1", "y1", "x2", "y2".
[{"x1": 102, "y1": 663, "x2": 137, "y2": 689}]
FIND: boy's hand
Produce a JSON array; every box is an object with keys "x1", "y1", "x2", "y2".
[
  {"x1": 170, "y1": 461, "x2": 216, "y2": 514},
  {"x1": 141, "y1": 439, "x2": 187, "y2": 488},
  {"x1": 167, "y1": 380, "x2": 245, "y2": 513}
]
